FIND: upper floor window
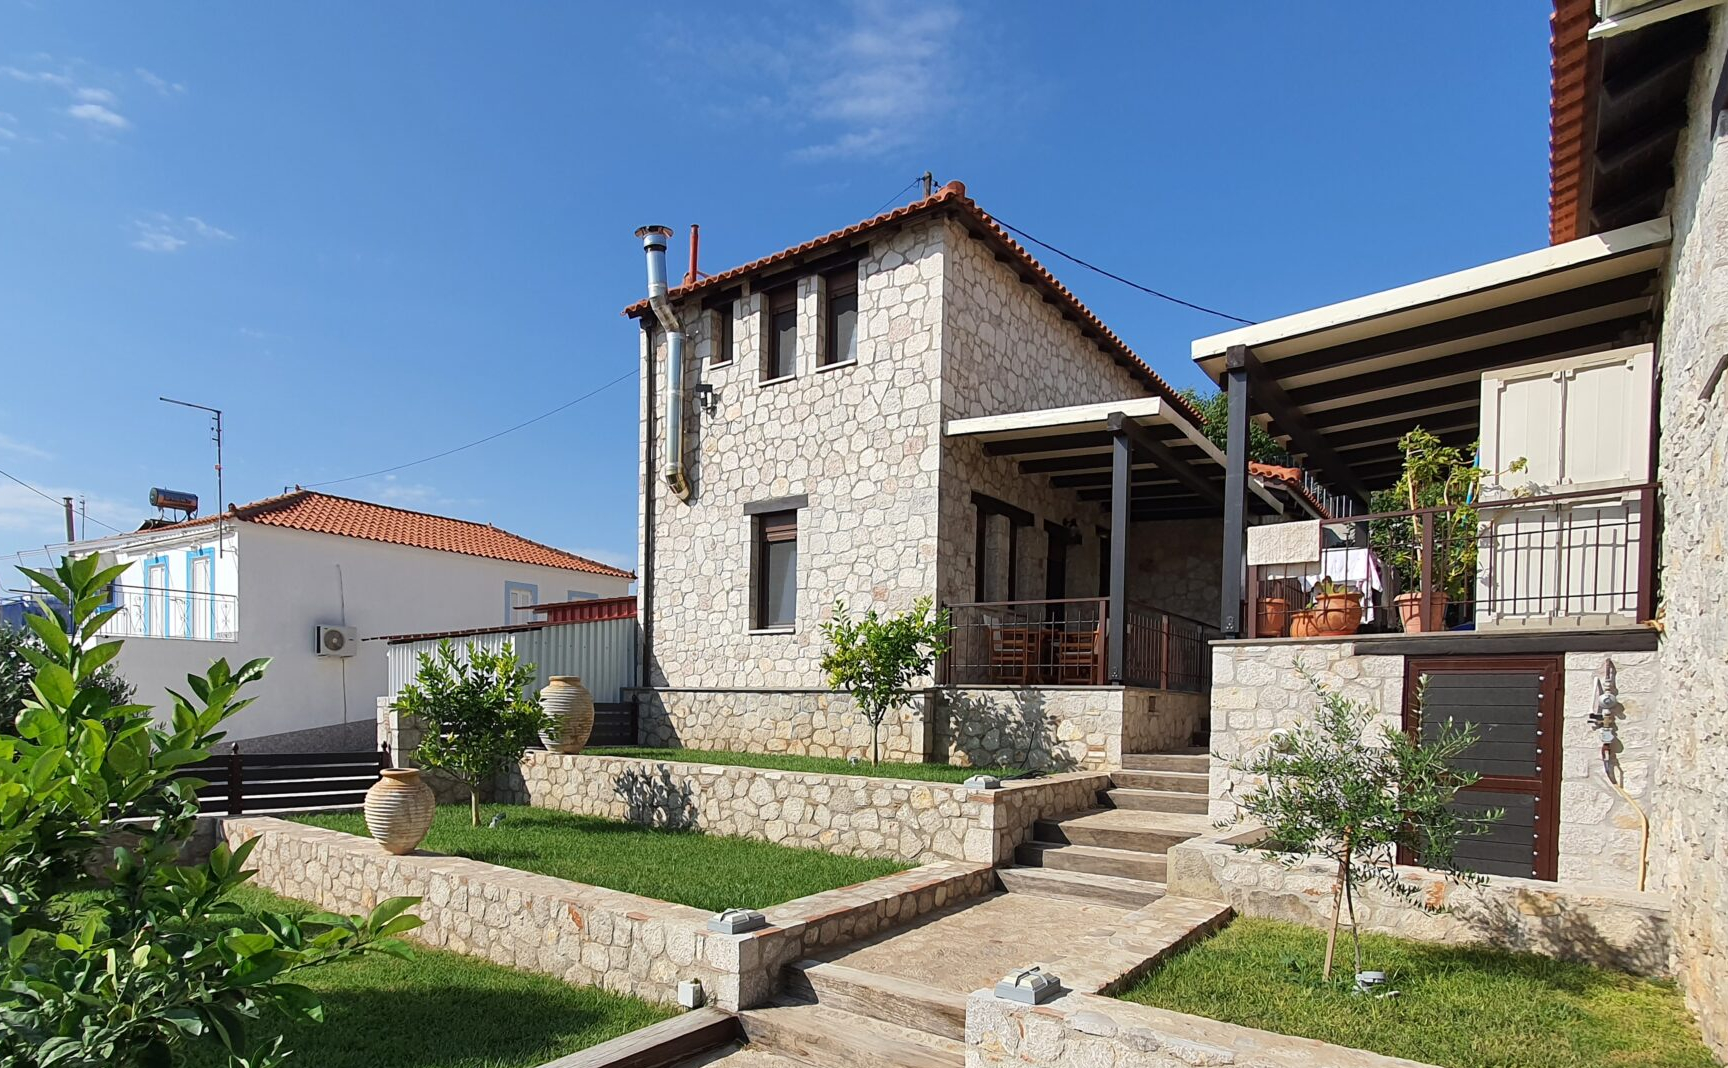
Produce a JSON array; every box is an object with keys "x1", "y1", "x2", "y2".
[
  {"x1": 712, "y1": 303, "x2": 734, "y2": 366},
  {"x1": 822, "y1": 269, "x2": 858, "y2": 367},
  {"x1": 763, "y1": 285, "x2": 798, "y2": 381}
]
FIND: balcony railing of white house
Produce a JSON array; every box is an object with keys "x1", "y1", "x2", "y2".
[{"x1": 99, "y1": 584, "x2": 238, "y2": 642}]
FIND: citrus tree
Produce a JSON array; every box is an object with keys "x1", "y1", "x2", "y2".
[
  {"x1": 397, "y1": 640, "x2": 550, "y2": 826},
  {"x1": 820, "y1": 597, "x2": 950, "y2": 765},
  {"x1": 0, "y1": 555, "x2": 421, "y2": 1068},
  {"x1": 1221, "y1": 665, "x2": 1499, "y2": 980}
]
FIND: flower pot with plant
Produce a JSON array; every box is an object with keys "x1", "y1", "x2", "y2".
[
  {"x1": 1255, "y1": 596, "x2": 1291, "y2": 638},
  {"x1": 1308, "y1": 577, "x2": 1362, "y2": 637}
]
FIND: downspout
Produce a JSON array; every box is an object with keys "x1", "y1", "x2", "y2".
[{"x1": 635, "y1": 225, "x2": 691, "y2": 502}]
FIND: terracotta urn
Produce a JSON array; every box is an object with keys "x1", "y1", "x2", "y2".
[
  {"x1": 1288, "y1": 609, "x2": 1323, "y2": 639},
  {"x1": 1395, "y1": 590, "x2": 1449, "y2": 633},
  {"x1": 364, "y1": 768, "x2": 435, "y2": 855},
  {"x1": 1255, "y1": 597, "x2": 1290, "y2": 638},
  {"x1": 1313, "y1": 590, "x2": 1364, "y2": 637},
  {"x1": 542, "y1": 675, "x2": 596, "y2": 754}
]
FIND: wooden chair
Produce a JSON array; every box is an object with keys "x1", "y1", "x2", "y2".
[
  {"x1": 988, "y1": 625, "x2": 1038, "y2": 684},
  {"x1": 1054, "y1": 622, "x2": 1104, "y2": 684}
]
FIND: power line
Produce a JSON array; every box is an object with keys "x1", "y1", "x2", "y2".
[
  {"x1": 0, "y1": 466, "x2": 126, "y2": 535},
  {"x1": 868, "y1": 175, "x2": 926, "y2": 218},
  {"x1": 991, "y1": 218, "x2": 1256, "y2": 326},
  {"x1": 306, "y1": 366, "x2": 639, "y2": 489}
]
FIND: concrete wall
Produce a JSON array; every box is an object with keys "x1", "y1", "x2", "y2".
[
  {"x1": 499, "y1": 750, "x2": 1110, "y2": 865},
  {"x1": 1168, "y1": 830, "x2": 1672, "y2": 977},
  {"x1": 111, "y1": 523, "x2": 628, "y2": 743},
  {"x1": 936, "y1": 686, "x2": 1203, "y2": 770},
  {"x1": 1208, "y1": 640, "x2": 1663, "y2": 892},
  {"x1": 1649, "y1": 7, "x2": 1728, "y2": 1054}
]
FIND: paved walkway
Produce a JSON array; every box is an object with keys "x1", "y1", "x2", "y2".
[{"x1": 812, "y1": 891, "x2": 1131, "y2": 994}]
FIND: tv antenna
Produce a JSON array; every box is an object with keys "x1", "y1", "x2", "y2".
[{"x1": 160, "y1": 396, "x2": 225, "y2": 556}]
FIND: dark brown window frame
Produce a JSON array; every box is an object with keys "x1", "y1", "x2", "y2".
[
  {"x1": 712, "y1": 303, "x2": 734, "y2": 366},
  {"x1": 820, "y1": 266, "x2": 859, "y2": 368},
  {"x1": 762, "y1": 285, "x2": 798, "y2": 383},
  {"x1": 972, "y1": 492, "x2": 1033, "y2": 602},
  {"x1": 751, "y1": 505, "x2": 800, "y2": 630}
]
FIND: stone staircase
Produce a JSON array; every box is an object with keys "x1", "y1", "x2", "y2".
[{"x1": 997, "y1": 747, "x2": 1211, "y2": 909}]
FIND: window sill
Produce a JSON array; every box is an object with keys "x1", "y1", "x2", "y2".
[
  {"x1": 748, "y1": 626, "x2": 796, "y2": 636},
  {"x1": 816, "y1": 358, "x2": 858, "y2": 373},
  {"x1": 757, "y1": 374, "x2": 797, "y2": 387},
  {"x1": 709, "y1": 360, "x2": 734, "y2": 370}
]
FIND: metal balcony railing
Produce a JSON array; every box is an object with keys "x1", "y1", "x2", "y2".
[
  {"x1": 98, "y1": 583, "x2": 239, "y2": 641},
  {"x1": 1245, "y1": 483, "x2": 1656, "y2": 638},
  {"x1": 942, "y1": 597, "x2": 1216, "y2": 692}
]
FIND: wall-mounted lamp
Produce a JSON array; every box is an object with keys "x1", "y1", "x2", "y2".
[
  {"x1": 1063, "y1": 518, "x2": 1080, "y2": 543},
  {"x1": 695, "y1": 382, "x2": 718, "y2": 416}
]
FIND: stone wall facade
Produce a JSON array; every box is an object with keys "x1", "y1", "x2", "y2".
[
  {"x1": 1209, "y1": 640, "x2": 1663, "y2": 892},
  {"x1": 1648, "y1": 7, "x2": 1728, "y2": 1055},
  {"x1": 498, "y1": 750, "x2": 1109, "y2": 865},
  {"x1": 223, "y1": 816, "x2": 993, "y2": 1012},
  {"x1": 965, "y1": 989, "x2": 1438, "y2": 1068},
  {"x1": 936, "y1": 686, "x2": 1203, "y2": 771},
  {"x1": 1167, "y1": 831, "x2": 1673, "y2": 976},
  {"x1": 636, "y1": 688, "x2": 932, "y2": 763}
]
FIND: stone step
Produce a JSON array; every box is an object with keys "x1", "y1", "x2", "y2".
[
  {"x1": 1033, "y1": 809, "x2": 1211, "y2": 854},
  {"x1": 739, "y1": 1001, "x2": 962, "y2": 1068},
  {"x1": 1121, "y1": 750, "x2": 1209, "y2": 773},
  {"x1": 1111, "y1": 768, "x2": 1209, "y2": 793},
  {"x1": 1101, "y1": 787, "x2": 1210, "y2": 814},
  {"x1": 1014, "y1": 840, "x2": 1168, "y2": 882},
  {"x1": 781, "y1": 960, "x2": 967, "y2": 1042},
  {"x1": 995, "y1": 865, "x2": 1165, "y2": 909}
]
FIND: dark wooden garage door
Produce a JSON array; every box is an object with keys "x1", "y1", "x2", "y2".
[{"x1": 1399, "y1": 656, "x2": 1561, "y2": 881}]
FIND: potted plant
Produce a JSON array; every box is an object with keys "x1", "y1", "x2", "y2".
[
  {"x1": 1308, "y1": 577, "x2": 1362, "y2": 637},
  {"x1": 1255, "y1": 595, "x2": 1291, "y2": 638},
  {"x1": 1369, "y1": 428, "x2": 1529, "y2": 633},
  {"x1": 1287, "y1": 605, "x2": 1322, "y2": 639}
]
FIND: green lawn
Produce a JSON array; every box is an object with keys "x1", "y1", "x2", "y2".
[
  {"x1": 185, "y1": 884, "x2": 674, "y2": 1068},
  {"x1": 292, "y1": 804, "x2": 910, "y2": 911},
  {"x1": 585, "y1": 745, "x2": 1019, "y2": 783},
  {"x1": 1119, "y1": 917, "x2": 1714, "y2": 1068}
]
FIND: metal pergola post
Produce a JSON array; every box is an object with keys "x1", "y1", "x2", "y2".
[
  {"x1": 1220, "y1": 344, "x2": 1251, "y2": 638},
  {"x1": 1107, "y1": 425, "x2": 1132, "y2": 684}
]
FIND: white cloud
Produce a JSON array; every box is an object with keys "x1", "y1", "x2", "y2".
[
  {"x1": 74, "y1": 86, "x2": 115, "y2": 104},
  {"x1": 0, "y1": 433, "x2": 52, "y2": 461},
  {"x1": 2, "y1": 66, "x2": 73, "y2": 89},
  {"x1": 135, "y1": 67, "x2": 185, "y2": 96},
  {"x1": 67, "y1": 102, "x2": 129, "y2": 129},
  {"x1": 364, "y1": 476, "x2": 479, "y2": 513},
  {"x1": 792, "y1": 0, "x2": 965, "y2": 161},
  {"x1": 129, "y1": 214, "x2": 235, "y2": 253},
  {"x1": 0, "y1": 483, "x2": 135, "y2": 552}
]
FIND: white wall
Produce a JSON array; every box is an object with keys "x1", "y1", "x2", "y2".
[{"x1": 113, "y1": 524, "x2": 631, "y2": 743}]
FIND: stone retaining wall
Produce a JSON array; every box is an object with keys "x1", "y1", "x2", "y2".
[
  {"x1": 498, "y1": 751, "x2": 1109, "y2": 865},
  {"x1": 936, "y1": 686, "x2": 1201, "y2": 771},
  {"x1": 222, "y1": 816, "x2": 992, "y2": 1011},
  {"x1": 1209, "y1": 640, "x2": 1663, "y2": 891},
  {"x1": 635, "y1": 688, "x2": 931, "y2": 762},
  {"x1": 1167, "y1": 830, "x2": 1673, "y2": 976},
  {"x1": 965, "y1": 989, "x2": 1439, "y2": 1068}
]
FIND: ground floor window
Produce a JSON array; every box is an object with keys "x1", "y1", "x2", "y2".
[{"x1": 753, "y1": 509, "x2": 798, "y2": 628}]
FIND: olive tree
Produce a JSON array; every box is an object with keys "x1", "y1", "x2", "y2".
[
  {"x1": 820, "y1": 597, "x2": 950, "y2": 765},
  {"x1": 1221, "y1": 665, "x2": 1499, "y2": 980},
  {"x1": 397, "y1": 640, "x2": 551, "y2": 826},
  {"x1": 0, "y1": 555, "x2": 420, "y2": 1068}
]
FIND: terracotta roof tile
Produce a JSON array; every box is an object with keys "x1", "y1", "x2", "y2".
[
  {"x1": 624, "y1": 181, "x2": 1203, "y2": 427},
  {"x1": 1250, "y1": 461, "x2": 1332, "y2": 519},
  {"x1": 150, "y1": 490, "x2": 634, "y2": 578}
]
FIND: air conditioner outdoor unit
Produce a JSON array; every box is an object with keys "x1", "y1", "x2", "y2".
[{"x1": 316, "y1": 624, "x2": 358, "y2": 657}]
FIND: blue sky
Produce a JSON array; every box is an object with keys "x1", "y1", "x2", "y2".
[{"x1": 0, "y1": 1, "x2": 1554, "y2": 575}]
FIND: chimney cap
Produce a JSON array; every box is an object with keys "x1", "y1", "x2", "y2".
[{"x1": 634, "y1": 224, "x2": 674, "y2": 240}]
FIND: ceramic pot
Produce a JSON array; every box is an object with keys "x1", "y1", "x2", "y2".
[
  {"x1": 1313, "y1": 591, "x2": 1364, "y2": 637},
  {"x1": 1288, "y1": 609, "x2": 1323, "y2": 639},
  {"x1": 1395, "y1": 590, "x2": 1449, "y2": 633},
  {"x1": 542, "y1": 675, "x2": 596, "y2": 754},
  {"x1": 364, "y1": 768, "x2": 435, "y2": 855},
  {"x1": 1255, "y1": 597, "x2": 1290, "y2": 638}
]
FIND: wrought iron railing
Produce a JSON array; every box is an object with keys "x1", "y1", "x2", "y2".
[
  {"x1": 942, "y1": 597, "x2": 1216, "y2": 692},
  {"x1": 1245, "y1": 483, "x2": 1655, "y2": 638},
  {"x1": 99, "y1": 583, "x2": 239, "y2": 641}
]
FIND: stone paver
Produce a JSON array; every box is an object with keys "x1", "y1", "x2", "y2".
[
  {"x1": 812, "y1": 891, "x2": 1130, "y2": 994},
  {"x1": 672, "y1": 1044, "x2": 806, "y2": 1068}
]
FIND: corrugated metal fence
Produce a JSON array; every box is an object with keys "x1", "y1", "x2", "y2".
[{"x1": 386, "y1": 617, "x2": 638, "y2": 704}]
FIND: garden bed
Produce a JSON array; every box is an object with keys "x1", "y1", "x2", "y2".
[
  {"x1": 1117, "y1": 917, "x2": 1715, "y2": 1068},
  {"x1": 186, "y1": 885, "x2": 674, "y2": 1068},
  {"x1": 584, "y1": 746, "x2": 1017, "y2": 782},
  {"x1": 291, "y1": 804, "x2": 909, "y2": 911}
]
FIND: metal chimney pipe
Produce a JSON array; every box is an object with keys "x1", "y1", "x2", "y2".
[{"x1": 635, "y1": 225, "x2": 691, "y2": 502}]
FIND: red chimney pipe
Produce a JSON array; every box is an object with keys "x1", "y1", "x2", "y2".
[{"x1": 684, "y1": 224, "x2": 701, "y2": 286}]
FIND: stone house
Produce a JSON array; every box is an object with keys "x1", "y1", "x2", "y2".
[
  {"x1": 1187, "y1": 1, "x2": 1726, "y2": 1053},
  {"x1": 624, "y1": 184, "x2": 1322, "y2": 772}
]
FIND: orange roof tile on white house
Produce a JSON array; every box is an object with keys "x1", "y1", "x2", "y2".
[{"x1": 150, "y1": 489, "x2": 634, "y2": 578}]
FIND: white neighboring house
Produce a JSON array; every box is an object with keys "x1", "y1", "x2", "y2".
[{"x1": 64, "y1": 489, "x2": 634, "y2": 750}]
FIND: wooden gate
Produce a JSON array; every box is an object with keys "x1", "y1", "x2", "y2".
[{"x1": 1400, "y1": 656, "x2": 1562, "y2": 881}]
